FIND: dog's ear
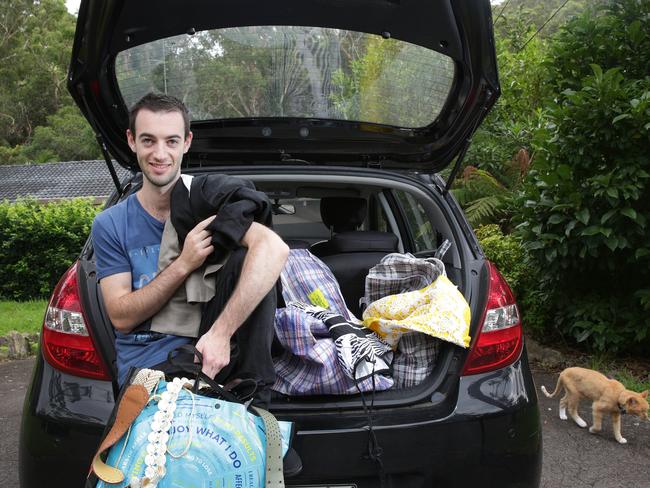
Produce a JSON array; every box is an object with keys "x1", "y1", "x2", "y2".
[{"x1": 641, "y1": 390, "x2": 648, "y2": 399}]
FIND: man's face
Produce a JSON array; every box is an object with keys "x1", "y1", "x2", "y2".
[{"x1": 126, "y1": 109, "x2": 192, "y2": 189}]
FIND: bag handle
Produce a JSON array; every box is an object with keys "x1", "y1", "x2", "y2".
[
  {"x1": 167, "y1": 344, "x2": 244, "y2": 402},
  {"x1": 250, "y1": 406, "x2": 286, "y2": 488}
]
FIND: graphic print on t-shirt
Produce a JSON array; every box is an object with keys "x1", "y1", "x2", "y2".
[{"x1": 128, "y1": 244, "x2": 160, "y2": 289}]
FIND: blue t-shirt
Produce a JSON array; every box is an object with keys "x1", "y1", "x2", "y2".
[{"x1": 92, "y1": 194, "x2": 191, "y2": 385}]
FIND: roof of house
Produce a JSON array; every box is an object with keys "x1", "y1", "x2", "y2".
[{"x1": 0, "y1": 160, "x2": 132, "y2": 202}]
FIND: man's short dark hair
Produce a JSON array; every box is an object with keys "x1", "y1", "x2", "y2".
[{"x1": 128, "y1": 93, "x2": 191, "y2": 138}]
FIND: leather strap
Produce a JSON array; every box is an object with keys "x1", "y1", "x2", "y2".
[
  {"x1": 252, "y1": 406, "x2": 286, "y2": 488},
  {"x1": 89, "y1": 384, "x2": 149, "y2": 484}
]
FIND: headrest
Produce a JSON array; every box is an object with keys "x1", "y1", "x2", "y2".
[
  {"x1": 320, "y1": 197, "x2": 367, "y2": 232},
  {"x1": 328, "y1": 231, "x2": 399, "y2": 253}
]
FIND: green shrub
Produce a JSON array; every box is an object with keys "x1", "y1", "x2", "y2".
[
  {"x1": 0, "y1": 198, "x2": 99, "y2": 299},
  {"x1": 475, "y1": 225, "x2": 550, "y2": 338},
  {"x1": 517, "y1": 68, "x2": 650, "y2": 353},
  {"x1": 475, "y1": 224, "x2": 526, "y2": 294},
  {"x1": 0, "y1": 145, "x2": 29, "y2": 165},
  {"x1": 515, "y1": 0, "x2": 650, "y2": 353},
  {"x1": 545, "y1": 0, "x2": 650, "y2": 95}
]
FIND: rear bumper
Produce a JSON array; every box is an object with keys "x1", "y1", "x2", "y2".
[{"x1": 20, "y1": 350, "x2": 541, "y2": 488}]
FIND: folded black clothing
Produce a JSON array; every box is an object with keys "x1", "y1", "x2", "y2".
[{"x1": 171, "y1": 174, "x2": 272, "y2": 264}]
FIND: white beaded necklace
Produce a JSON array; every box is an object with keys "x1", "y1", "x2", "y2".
[{"x1": 128, "y1": 377, "x2": 196, "y2": 488}]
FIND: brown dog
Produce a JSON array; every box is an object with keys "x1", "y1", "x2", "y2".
[{"x1": 541, "y1": 366, "x2": 649, "y2": 444}]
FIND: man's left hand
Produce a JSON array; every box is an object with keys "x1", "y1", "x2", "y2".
[{"x1": 195, "y1": 328, "x2": 231, "y2": 379}]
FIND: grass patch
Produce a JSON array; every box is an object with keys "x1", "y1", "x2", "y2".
[
  {"x1": 0, "y1": 300, "x2": 47, "y2": 336},
  {"x1": 582, "y1": 355, "x2": 650, "y2": 393}
]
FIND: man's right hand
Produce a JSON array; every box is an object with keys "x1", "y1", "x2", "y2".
[
  {"x1": 176, "y1": 215, "x2": 216, "y2": 273},
  {"x1": 100, "y1": 215, "x2": 217, "y2": 334}
]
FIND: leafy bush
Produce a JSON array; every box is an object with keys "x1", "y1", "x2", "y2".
[
  {"x1": 0, "y1": 198, "x2": 99, "y2": 299},
  {"x1": 545, "y1": 0, "x2": 650, "y2": 94},
  {"x1": 475, "y1": 224, "x2": 549, "y2": 338},
  {"x1": 516, "y1": 0, "x2": 650, "y2": 353},
  {"x1": 452, "y1": 169, "x2": 513, "y2": 229},
  {"x1": 467, "y1": 33, "x2": 549, "y2": 178},
  {"x1": 517, "y1": 68, "x2": 650, "y2": 352},
  {"x1": 0, "y1": 145, "x2": 29, "y2": 165},
  {"x1": 475, "y1": 224, "x2": 526, "y2": 293}
]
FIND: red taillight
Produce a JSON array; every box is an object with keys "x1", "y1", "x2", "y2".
[
  {"x1": 462, "y1": 261, "x2": 523, "y2": 375},
  {"x1": 41, "y1": 262, "x2": 112, "y2": 381}
]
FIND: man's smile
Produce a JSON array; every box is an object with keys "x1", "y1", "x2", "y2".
[{"x1": 149, "y1": 162, "x2": 173, "y2": 172}]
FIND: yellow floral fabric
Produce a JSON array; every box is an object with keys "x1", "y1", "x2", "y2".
[{"x1": 362, "y1": 275, "x2": 471, "y2": 349}]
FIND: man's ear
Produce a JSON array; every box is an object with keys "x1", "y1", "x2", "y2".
[
  {"x1": 126, "y1": 129, "x2": 136, "y2": 152},
  {"x1": 183, "y1": 131, "x2": 193, "y2": 153}
]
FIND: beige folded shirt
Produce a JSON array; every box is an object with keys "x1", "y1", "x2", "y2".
[{"x1": 149, "y1": 219, "x2": 229, "y2": 338}]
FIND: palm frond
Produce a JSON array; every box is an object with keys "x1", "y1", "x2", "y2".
[
  {"x1": 452, "y1": 169, "x2": 507, "y2": 206},
  {"x1": 465, "y1": 195, "x2": 506, "y2": 228}
]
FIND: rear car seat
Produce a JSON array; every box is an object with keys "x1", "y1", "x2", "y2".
[{"x1": 310, "y1": 197, "x2": 399, "y2": 318}]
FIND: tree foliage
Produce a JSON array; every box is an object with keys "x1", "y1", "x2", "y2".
[
  {"x1": 0, "y1": 0, "x2": 75, "y2": 145},
  {"x1": 492, "y1": 0, "x2": 607, "y2": 42},
  {"x1": 21, "y1": 106, "x2": 102, "y2": 163},
  {"x1": 456, "y1": 22, "x2": 548, "y2": 230},
  {"x1": 0, "y1": 0, "x2": 99, "y2": 163}
]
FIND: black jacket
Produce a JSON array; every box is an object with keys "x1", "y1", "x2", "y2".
[{"x1": 170, "y1": 174, "x2": 272, "y2": 263}]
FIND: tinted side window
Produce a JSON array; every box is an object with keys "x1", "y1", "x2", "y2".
[{"x1": 395, "y1": 191, "x2": 436, "y2": 252}]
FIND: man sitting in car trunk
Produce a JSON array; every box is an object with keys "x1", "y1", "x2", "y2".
[{"x1": 91, "y1": 92, "x2": 289, "y2": 405}]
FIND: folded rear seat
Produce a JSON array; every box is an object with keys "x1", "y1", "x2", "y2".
[{"x1": 317, "y1": 231, "x2": 399, "y2": 318}]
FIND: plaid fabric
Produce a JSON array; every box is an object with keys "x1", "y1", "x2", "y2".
[
  {"x1": 392, "y1": 332, "x2": 440, "y2": 388},
  {"x1": 272, "y1": 305, "x2": 394, "y2": 395},
  {"x1": 363, "y1": 252, "x2": 447, "y2": 388},
  {"x1": 363, "y1": 253, "x2": 445, "y2": 307},
  {"x1": 280, "y1": 249, "x2": 355, "y2": 320}
]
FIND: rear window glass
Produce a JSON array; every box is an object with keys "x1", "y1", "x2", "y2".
[{"x1": 115, "y1": 26, "x2": 455, "y2": 128}]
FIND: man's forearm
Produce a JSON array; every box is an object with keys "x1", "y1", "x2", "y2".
[
  {"x1": 209, "y1": 233, "x2": 289, "y2": 339},
  {"x1": 107, "y1": 258, "x2": 192, "y2": 333}
]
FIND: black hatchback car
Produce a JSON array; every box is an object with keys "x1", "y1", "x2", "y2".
[{"x1": 19, "y1": 1, "x2": 542, "y2": 486}]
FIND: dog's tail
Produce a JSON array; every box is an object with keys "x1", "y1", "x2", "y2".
[{"x1": 540, "y1": 375, "x2": 563, "y2": 398}]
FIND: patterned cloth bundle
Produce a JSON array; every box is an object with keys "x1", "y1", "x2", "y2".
[
  {"x1": 273, "y1": 249, "x2": 394, "y2": 395},
  {"x1": 362, "y1": 251, "x2": 469, "y2": 388},
  {"x1": 363, "y1": 252, "x2": 446, "y2": 308},
  {"x1": 289, "y1": 302, "x2": 392, "y2": 381},
  {"x1": 273, "y1": 304, "x2": 394, "y2": 395},
  {"x1": 363, "y1": 273, "x2": 471, "y2": 349}
]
